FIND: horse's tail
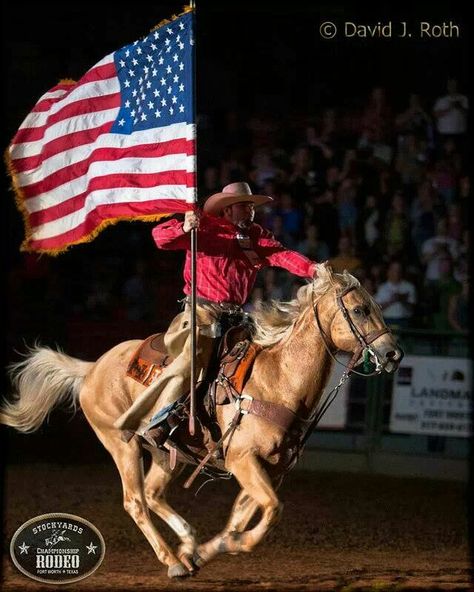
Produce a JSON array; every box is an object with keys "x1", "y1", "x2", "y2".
[{"x1": 0, "y1": 345, "x2": 94, "y2": 433}]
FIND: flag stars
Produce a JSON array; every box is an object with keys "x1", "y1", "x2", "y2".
[
  {"x1": 132, "y1": 89, "x2": 138, "y2": 97},
  {"x1": 160, "y1": 77, "x2": 166, "y2": 86},
  {"x1": 166, "y1": 46, "x2": 171, "y2": 53},
  {"x1": 173, "y1": 74, "x2": 179, "y2": 83},
  {"x1": 151, "y1": 43, "x2": 157, "y2": 50},
  {"x1": 128, "y1": 69, "x2": 135, "y2": 77},
  {"x1": 179, "y1": 83, "x2": 184, "y2": 92},
  {"x1": 179, "y1": 21, "x2": 184, "y2": 30},
  {"x1": 148, "y1": 101, "x2": 154, "y2": 109},
  {"x1": 173, "y1": 53, "x2": 178, "y2": 62},
  {"x1": 125, "y1": 49, "x2": 130, "y2": 57},
  {"x1": 155, "y1": 110, "x2": 161, "y2": 117},
  {"x1": 141, "y1": 92, "x2": 146, "y2": 100},
  {"x1": 141, "y1": 113, "x2": 147, "y2": 121},
  {"x1": 125, "y1": 100, "x2": 130, "y2": 107},
  {"x1": 166, "y1": 65, "x2": 172, "y2": 74},
  {"x1": 161, "y1": 98, "x2": 167, "y2": 106},
  {"x1": 130, "y1": 109, "x2": 136, "y2": 117},
  {"x1": 136, "y1": 47, "x2": 142, "y2": 55},
  {"x1": 143, "y1": 66, "x2": 149, "y2": 74},
  {"x1": 179, "y1": 62, "x2": 184, "y2": 71},
  {"x1": 118, "y1": 119, "x2": 125, "y2": 126},
  {"x1": 153, "y1": 89, "x2": 160, "y2": 97},
  {"x1": 146, "y1": 54, "x2": 153, "y2": 62},
  {"x1": 138, "y1": 77, "x2": 143, "y2": 85},
  {"x1": 158, "y1": 56, "x2": 164, "y2": 65},
  {"x1": 132, "y1": 58, "x2": 138, "y2": 66},
  {"x1": 172, "y1": 95, "x2": 177, "y2": 104},
  {"x1": 119, "y1": 59, "x2": 126, "y2": 67},
  {"x1": 179, "y1": 104, "x2": 185, "y2": 113},
  {"x1": 165, "y1": 38, "x2": 171, "y2": 46},
  {"x1": 154, "y1": 31, "x2": 159, "y2": 39},
  {"x1": 124, "y1": 79, "x2": 130, "y2": 88},
  {"x1": 167, "y1": 86, "x2": 172, "y2": 94},
  {"x1": 178, "y1": 42, "x2": 184, "y2": 50},
  {"x1": 146, "y1": 81, "x2": 152, "y2": 89},
  {"x1": 169, "y1": 106, "x2": 174, "y2": 115}
]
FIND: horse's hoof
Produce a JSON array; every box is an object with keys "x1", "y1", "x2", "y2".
[
  {"x1": 178, "y1": 552, "x2": 200, "y2": 573},
  {"x1": 167, "y1": 562, "x2": 191, "y2": 579},
  {"x1": 192, "y1": 551, "x2": 206, "y2": 568}
]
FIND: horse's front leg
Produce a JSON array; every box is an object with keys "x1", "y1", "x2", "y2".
[
  {"x1": 143, "y1": 447, "x2": 199, "y2": 572},
  {"x1": 196, "y1": 454, "x2": 282, "y2": 565}
]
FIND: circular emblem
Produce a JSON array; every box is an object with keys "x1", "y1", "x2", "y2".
[{"x1": 10, "y1": 513, "x2": 105, "y2": 584}]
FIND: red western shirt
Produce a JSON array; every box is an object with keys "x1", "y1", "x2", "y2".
[{"x1": 152, "y1": 215, "x2": 317, "y2": 305}]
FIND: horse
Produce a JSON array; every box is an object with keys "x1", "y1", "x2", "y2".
[{"x1": 1, "y1": 263, "x2": 403, "y2": 579}]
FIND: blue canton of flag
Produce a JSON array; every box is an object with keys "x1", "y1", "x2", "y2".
[{"x1": 111, "y1": 12, "x2": 194, "y2": 134}]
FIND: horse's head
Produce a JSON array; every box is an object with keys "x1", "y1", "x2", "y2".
[{"x1": 313, "y1": 263, "x2": 403, "y2": 374}]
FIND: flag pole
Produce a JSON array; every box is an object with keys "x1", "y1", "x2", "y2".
[{"x1": 189, "y1": 0, "x2": 197, "y2": 436}]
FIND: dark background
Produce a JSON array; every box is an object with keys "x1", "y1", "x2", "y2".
[{"x1": 1, "y1": 1, "x2": 470, "y2": 456}]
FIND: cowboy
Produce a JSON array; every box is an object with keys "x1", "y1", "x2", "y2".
[{"x1": 114, "y1": 182, "x2": 319, "y2": 445}]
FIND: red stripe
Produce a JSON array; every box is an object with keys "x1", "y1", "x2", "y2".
[
  {"x1": 29, "y1": 170, "x2": 195, "y2": 226},
  {"x1": 28, "y1": 199, "x2": 193, "y2": 251},
  {"x1": 11, "y1": 122, "x2": 115, "y2": 173},
  {"x1": 79, "y1": 61, "x2": 116, "y2": 84},
  {"x1": 21, "y1": 138, "x2": 194, "y2": 198},
  {"x1": 14, "y1": 93, "x2": 121, "y2": 144},
  {"x1": 32, "y1": 85, "x2": 75, "y2": 112}
]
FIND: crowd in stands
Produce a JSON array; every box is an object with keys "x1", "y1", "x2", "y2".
[{"x1": 8, "y1": 78, "x2": 470, "y2": 342}]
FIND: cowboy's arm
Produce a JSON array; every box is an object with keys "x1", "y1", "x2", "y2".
[
  {"x1": 256, "y1": 228, "x2": 318, "y2": 278},
  {"x1": 152, "y1": 212, "x2": 202, "y2": 250}
]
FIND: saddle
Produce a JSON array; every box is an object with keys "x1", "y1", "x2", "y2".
[{"x1": 126, "y1": 325, "x2": 262, "y2": 470}]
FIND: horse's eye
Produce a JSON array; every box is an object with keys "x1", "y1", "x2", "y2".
[{"x1": 353, "y1": 307, "x2": 363, "y2": 316}]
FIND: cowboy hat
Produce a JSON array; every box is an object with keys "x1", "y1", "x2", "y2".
[{"x1": 203, "y1": 182, "x2": 273, "y2": 216}]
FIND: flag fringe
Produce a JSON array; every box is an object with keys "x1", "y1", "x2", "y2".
[
  {"x1": 4, "y1": 146, "x2": 174, "y2": 257},
  {"x1": 151, "y1": 4, "x2": 193, "y2": 32}
]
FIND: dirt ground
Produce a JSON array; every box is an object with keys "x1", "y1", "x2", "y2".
[{"x1": 1, "y1": 462, "x2": 471, "y2": 592}]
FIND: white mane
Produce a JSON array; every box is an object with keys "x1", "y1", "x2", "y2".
[{"x1": 250, "y1": 265, "x2": 360, "y2": 347}]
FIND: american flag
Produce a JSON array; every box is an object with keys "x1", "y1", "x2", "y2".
[{"x1": 7, "y1": 8, "x2": 196, "y2": 255}]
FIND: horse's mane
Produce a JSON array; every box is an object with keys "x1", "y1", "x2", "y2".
[{"x1": 250, "y1": 264, "x2": 360, "y2": 347}]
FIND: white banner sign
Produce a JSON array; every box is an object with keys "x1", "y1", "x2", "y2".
[
  {"x1": 390, "y1": 355, "x2": 472, "y2": 437},
  {"x1": 316, "y1": 356, "x2": 349, "y2": 429}
]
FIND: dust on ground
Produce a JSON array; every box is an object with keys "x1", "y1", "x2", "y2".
[{"x1": 2, "y1": 463, "x2": 471, "y2": 591}]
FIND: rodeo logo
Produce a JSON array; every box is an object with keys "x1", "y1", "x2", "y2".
[{"x1": 10, "y1": 513, "x2": 105, "y2": 584}]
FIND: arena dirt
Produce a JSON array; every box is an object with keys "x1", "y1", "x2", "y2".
[{"x1": 2, "y1": 463, "x2": 471, "y2": 591}]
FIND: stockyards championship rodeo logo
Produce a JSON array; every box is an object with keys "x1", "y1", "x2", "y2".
[{"x1": 10, "y1": 513, "x2": 105, "y2": 584}]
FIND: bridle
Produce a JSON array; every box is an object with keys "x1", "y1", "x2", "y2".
[{"x1": 312, "y1": 283, "x2": 390, "y2": 377}]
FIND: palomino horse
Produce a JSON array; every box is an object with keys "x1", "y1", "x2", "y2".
[{"x1": 1, "y1": 264, "x2": 402, "y2": 579}]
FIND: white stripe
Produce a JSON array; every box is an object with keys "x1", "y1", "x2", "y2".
[
  {"x1": 18, "y1": 55, "x2": 114, "y2": 131},
  {"x1": 10, "y1": 107, "x2": 120, "y2": 160},
  {"x1": 38, "y1": 88, "x2": 70, "y2": 102},
  {"x1": 32, "y1": 186, "x2": 195, "y2": 240},
  {"x1": 20, "y1": 91, "x2": 70, "y2": 129},
  {"x1": 16, "y1": 123, "x2": 195, "y2": 185},
  {"x1": 19, "y1": 78, "x2": 119, "y2": 131},
  {"x1": 25, "y1": 153, "x2": 195, "y2": 212}
]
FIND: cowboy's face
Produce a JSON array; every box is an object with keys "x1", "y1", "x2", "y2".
[{"x1": 223, "y1": 201, "x2": 255, "y2": 227}]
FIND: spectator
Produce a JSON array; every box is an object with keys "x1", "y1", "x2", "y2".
[
  {"x1": 297, "y1": 223, "x2": 330, "y2": 262},
  {"x1": 395, "y1": 92, "x2": 433, "y2": 144},
  {"x1": 329, "y1": 235, "x2": 362, "y2": 274},
  {"x1": 375, "y1": 261, "x2": 417, "y2": 329},
  {"x1": 384, "y1": 191, "x2": 410, "y2": 260},
  {"x1": 448, "y1": 277, "x2": 469, "y2": 333},
  {"x1": 433, "y1": 78, "x2": 468, "y2": 138},
  {"x1": 429, "y1": 253, "x2": 462, "y2": 331},
  {"x1": 421, "y1": 218, "x2": 459, "y2": 283}
]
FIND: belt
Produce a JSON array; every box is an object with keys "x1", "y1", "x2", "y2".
[{"x1": 190, "y1": 296, "x2": 243, "y2": 314}]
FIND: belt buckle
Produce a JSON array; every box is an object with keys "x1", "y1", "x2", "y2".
[{"x1": 235, "y1": 393, "x2": 253, "y2": 415}]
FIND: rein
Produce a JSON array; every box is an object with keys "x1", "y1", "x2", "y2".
[{"x1": 311, "y1": 283, "x2": 389, "y2": 378}]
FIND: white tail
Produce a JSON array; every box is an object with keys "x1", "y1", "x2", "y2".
[{"x1": 1, "y1": 346, "x2": 94, "y2": 433}]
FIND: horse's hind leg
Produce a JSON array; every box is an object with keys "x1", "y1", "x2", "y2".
[
  {"x1": 88, "y1": 427, "x2": 190, "y2": 578},
  {"x1": 196, "y1": 455, "x2": 282, "y2": 565},
  {"x1": 143, "y1": 447, "x2": 199, "y2": 571}
]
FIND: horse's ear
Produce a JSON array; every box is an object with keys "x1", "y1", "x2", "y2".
[{"x1": 318, "y1": 261, "x2": 335, "y2": 283}]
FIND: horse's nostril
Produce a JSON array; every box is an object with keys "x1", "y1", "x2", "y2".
[{"x1": 385, "y1": 350, "x2": 397, "y2": 359}]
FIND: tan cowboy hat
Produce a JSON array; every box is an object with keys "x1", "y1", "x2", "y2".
[{"x1": 203, "y1": 182, "x2": 273, "y2": 216}]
